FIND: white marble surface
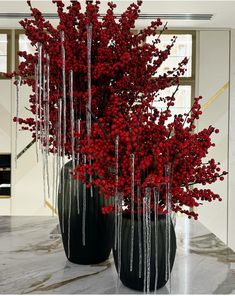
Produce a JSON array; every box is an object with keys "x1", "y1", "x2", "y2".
[{"x1": 0, "y1": 215, "x2": 234, "y2": 294}]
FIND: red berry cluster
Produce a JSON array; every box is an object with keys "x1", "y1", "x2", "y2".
[{"x1": 13, "y1": 0, "x2": 227, "y2": 219}]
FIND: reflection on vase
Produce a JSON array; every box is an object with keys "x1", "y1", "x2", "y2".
[
  {"x1": 113, "y1": 215, "x2": 176, "y2": 292},
  {"x1": 58, "y1": 161, "x2": 114, "y2": 264}
]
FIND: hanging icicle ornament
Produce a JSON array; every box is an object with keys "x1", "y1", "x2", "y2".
[
  {"x1": 34, "y1": 62, "x2": 39, "y2": 162},
  {"x1": 69, "y1": 71, "x2": 75, "y2": 174},
  {"x1": 114, "y1": 135, "x2": 119, "y2": 251},
  {"x1": 52, "y1": 133, "x2": 57, "y2": 215},
  {"x1": 86, "y1": 23, "x2": 92, "y2": 138},
  {"x1": 69, "y1": 70, "x2": 75, "y2": 208},
  {"x1": 14, "y1": 75, "x2": 21, "y2": 168},
  {"x1": 76, "y1": 119, "x2": 81, "y2": 215},
  {"x1": 153, "y1": 186, "x2": 160, "y2": 292},
  {"x1": 116, "y1": 191, "x2": 123, "y2": 290},
  {"x1": 60, "y1": 31, "x2": 66, "y2": 147},
  {"x1": 86, "y1": 23, "x2": 93, "y2": 198},
  {"x1": 57, "y1": 98, "x2": 64, "y2": 232},
  {"x1": 41, "y1": 55, "x2": 46, "y2": 205},
  {"x1": 38, "y1": 42, "x2": 42, "y2": 150},
  {"x1": 130, "y1": 153, "x2": 135, "y2": 272},
  {"x1": 165, "y1": 163, "x2": 172, "y2": 289},
  {"x1": 67, "y1": 70, "x2": 75, "y2": 257},
  {"x1": 41, "y1": 52, "x2": 51, "y2": 205},
  {"x1": 46, "y1": 54, "x2": 50, "y2": 155},
  {"x1": 82, "y1": 154, "x2": 87, "y2": 246},
  {"x1": 60, "y1": 30, "x2": 67, "y2": 202},
  {"x1": 68, "y1": 167, "x2": 72, "y2": 259},
  {"x1": 42, "y1": 144, "x2": 47, "y2": 206},
  {"x1": 137, "y1": 180, "x2": 142, "y2": 279},
  {"x1": 45, "y1": 54, "x2": 51, "y2": 203},
  {"x1": 143, "y1": 187, "x2": 151, "y2": 294}
]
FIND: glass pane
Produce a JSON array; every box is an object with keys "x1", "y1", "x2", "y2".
[
  {"x1": 157, "y1": 34, "x2": 192, "y2": 57},
  {"x1": 0, "y1": 56, "x2": 7, "y2": 73},
  {"x1": 146, "y1": 34, "x2": 193, "y2": 78},
  {"x1": 152, "y1": 85, "x2": 191, "y2": 124},
  {"x1": 19, "y1": 34, "x2": 35, "y2": 63},
  {"x1": 0, "y1": 34, "x2": 7, "y2": 55},
  {"x1": 157, "y1": 56, "x2": 192, "y2": 77},
  {"x1": 0, "y1": 34, "x2": 7, "y2": 73}
]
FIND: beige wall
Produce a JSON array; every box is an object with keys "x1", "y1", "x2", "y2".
[{"x1": 196, "y1": 30, "x2": 229, "y2": 245}]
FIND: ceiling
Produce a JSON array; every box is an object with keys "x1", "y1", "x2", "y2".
[{"x1": 0, "y1": 0, "x2": 235, "y2": 29}]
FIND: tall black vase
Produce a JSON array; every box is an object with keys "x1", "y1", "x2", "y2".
[
  {"x1": 112, "y1": 215, "x2": 176, "y2": 291},
  {"x1": 58, "y1": 161, "x2": 114, "y2": 264}
]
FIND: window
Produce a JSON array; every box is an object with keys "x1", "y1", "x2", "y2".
[
  {"x1": 15, "y1": 30, "x2": 35, "y2": 70},
  {"x1": 0, "y1": 30, "x2": 11, "y2": 79},
  {"x1": 146, "y1": 31, "x2": 196, "y2": 123}
]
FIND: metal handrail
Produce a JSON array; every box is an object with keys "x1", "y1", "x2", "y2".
[{"x1": 17, "y1": 138, "x2": 36, "y2": 159}]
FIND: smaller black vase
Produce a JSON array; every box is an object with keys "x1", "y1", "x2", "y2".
[
  {"x1": 112, "y1": 215, "x2": 176, "y2": 291},
  {"x1": 58, "y1": 161, "x2": 114, "y2": 264}
]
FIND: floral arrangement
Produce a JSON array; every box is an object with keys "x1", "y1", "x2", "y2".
[{"x1": 13, "y1": 0, "x2": 227, "y2": 220}]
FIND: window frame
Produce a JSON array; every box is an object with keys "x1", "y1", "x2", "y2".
[
  {"x1": 0, "y1": 30, "x2": 12, "y2": 79},
  {"x1": 15, "y1": 29, "x2": 27, "y2": 71}
]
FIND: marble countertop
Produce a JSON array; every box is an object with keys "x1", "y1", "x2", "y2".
[{"x1": 0, "y1": 215, "x2": 234, "y2": 294}]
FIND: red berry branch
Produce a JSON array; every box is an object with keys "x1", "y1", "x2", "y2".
[{"x1": 12, "y1": 0, "x2": 227, "y2": 220}]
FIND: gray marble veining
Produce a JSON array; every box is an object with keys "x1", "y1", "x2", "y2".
[{"x1": 0, "y1": 215, "x2": 234, "y2": 294}]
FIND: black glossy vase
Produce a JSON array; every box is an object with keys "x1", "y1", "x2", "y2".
[
  {"x1": 112, "y1": 215, "x2": 176, "y2": 291},
  {"x1": 58, "y1": 161, "x2": 114, "y2": 264}
]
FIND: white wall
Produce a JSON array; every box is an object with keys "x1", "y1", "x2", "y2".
[
  {"x1": 196, "y1": 30, "x2": 229, "y2": 245},
  {"x1": 0, "y1": 79, "x2": 12, "y2": 215},
  {"x1": 2, "y1": 1, "x2": 235, "y2": 29},
  {"x1": 0, "y1": 31, "x2": 52, "y2": 216},
  {"x1": 0, "y1": 80, "x2": 11, "y2": 153},
  {"x1": 11, "y1": 83, "x2": 52, "y2": 216},
  {"x1": 0, "y1": 28, "x2": 71, "y2": 216}
]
